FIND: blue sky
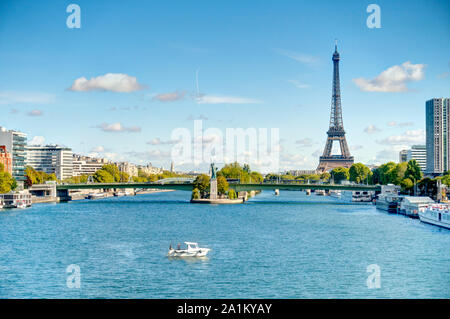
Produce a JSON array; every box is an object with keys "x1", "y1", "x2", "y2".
[{"x1": 1, "y1": 0, "x2": 449, "y2": 172}]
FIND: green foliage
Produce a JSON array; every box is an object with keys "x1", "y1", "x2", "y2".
[
  {"x1": 0, "y1": 163, "x2": 4, "y2": 172},
  {"x1": 404, "y1": 159, "x2": 423, "y2": 182},
  {"x1": 191, "y1": 188, "x2": 200, "y2": 200},
  {"x1": 219, "y1": 162, "x2": 250, "y2": 182},
  {"x1": 349, "y1": 163, "x2": 372, "y2": 184},
  {"x1": 377, "y1": 162, "x2": 397, "y2": 185},
  {"x1": 193, "y1": 174, "x2": 210, "y2": 197},
  {"x1": 400, "y1": 177, "x2": 414, "y2": 191},
  {"x1": 119, "y1": 171, "x2": 130, "y2": 182},
  {"x1": 250, "y1": 171, "x2": 263, "y2": 183},
  {"x1": 391, "y1": 162, "x2": 408, "y2": 185},
  {"x1": 228, "y1": 189, "x2": 237, "y2": 199},
  {"x1": 418, "y1": 178, "x2": 436, "y2": 197},
  {"x1": 217, "y1": 175, "x2": 229, "y2": 195},
  {"x1": 101, "y1": 164, "x2": 121, "y2": 182},
  {"x1": 219, "y1": 162, "x2": 262, "y2": 183},
  {"x1": 331, "y1": 167, "x2": 349, "y2": 184},
  {"x1": 25, "y1": 166, "x2": 57, "y2": 185},
  {"x1": 0, "y1": 170, "x2": 15, "y2": 193},
  {"x1": 320, "y1": 172, "x2": 331, "y2": 181},
  {"x1": 62, "y1": 175, "x2": 89, "y2": 184},
  {"x1": 93, "y1": 169, "x2": 115, "y2": 183},
  {"x1": 441, "y1": 173, "x2": 450, "y2": 187}
]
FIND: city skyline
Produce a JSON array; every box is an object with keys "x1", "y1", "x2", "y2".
[{"x1": 1, "y1": 0, "x2": 450, "y2": 172}]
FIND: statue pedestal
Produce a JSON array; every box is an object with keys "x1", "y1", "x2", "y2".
[{"x1": 210, "y1": 178, "x2": 217, "y2": 200}]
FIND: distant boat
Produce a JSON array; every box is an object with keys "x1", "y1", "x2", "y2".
[
  {"x1": 167, "y1": 242, "x2": 211, "y2": 257},
  {"x1": 419, "y1": 204, "x2": 450, "y2": 229},
  {"x1": 341, "y1": 190, "x2": 374, "y2": 203},
  {"x1": 0, "y1": 191, "x2": 32, "y2": 209},
  {"x1": 399, "y1": 196, "x2": 434, "y2": 219},
  {"x1": 87, "y1": 192, "x2": 107, "y2": 200},
  {"x1": 315, "y1": 189, "x2": 326, "y2": 196},
  {"x1": 114, "y1": 190, "x2": 133, "y2": 197},
  {"x1": 375, "y1": 193, "x2": 403, "y2": 213}
]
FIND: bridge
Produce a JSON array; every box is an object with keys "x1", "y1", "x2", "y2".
[{"x1": 55, "y1": 181, "x2": 381, "y2": 193}]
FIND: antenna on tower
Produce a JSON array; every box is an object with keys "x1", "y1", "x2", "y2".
[{"x1": 334, "y1": 38, "x2": 338, "y2": 51}]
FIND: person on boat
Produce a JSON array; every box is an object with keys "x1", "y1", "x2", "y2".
[
  {"x1": 169, "y1": 244, "x2": 173, "y2": 250},
  {"x1": 177, "y1": 243, "x2": 181, "y2": 250}
]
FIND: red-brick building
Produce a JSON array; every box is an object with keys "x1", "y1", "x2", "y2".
[{"x1": 0, "y1": 145, "x2": 12, "y2": 175}]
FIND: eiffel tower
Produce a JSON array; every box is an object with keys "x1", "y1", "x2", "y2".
[{"x1": 317, "y1": 42, "x2": 354, "y2": 173}]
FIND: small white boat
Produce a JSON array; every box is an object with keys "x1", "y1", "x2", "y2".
[{"x1": 167, "y1": 242, "x2": 211, "y2": 257}]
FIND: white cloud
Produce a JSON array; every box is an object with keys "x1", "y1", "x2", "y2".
[
  {"x1": 154, "y1": 90, "x2": 186, "y2": 102},
  {"x1": 0, "y1": 91, "x2": 55, "y2": 104},
  {"x1": 29, "y1": 136, "x2": 45, "y2": 145},
  {"x1": 69, "y1": 73, "x2": 144, "y2": 92},
  {"x1": 90, "y1": 146, "x2": 105, "y2": 152},
  {"x1": 295, "y1": 138, "x2": 314, "y2": 147},
  {"x1": 288, "y1": 80, "x2": 310, "y2": 89},
  {"x1": 353, "y1": 61, "x2": 426, "y2": 92},
  {"x1": 275, "y1": 49, "x2": 320, "y2": 66},
  {"x1": 377, "y1": 129, "x2": 425, "y2": 145},
  {"x1": 147, "y1": 137, "x2": 181, "y2": 145},
  {"x1": 197, "y1": 94, "x2": 261, "y2": 104},
  {"x1": 351, "y1": 145, "x2": 363, "y2": 151},
  {"x1": 388, "y1": 121, "x2": 414, "y2": 127},
  {"x1": 364, "y1": 125, "x2": 381, "y2": 134},
  {"x1": 95, "y1": 122, "x2": 141, "y2": 133}
]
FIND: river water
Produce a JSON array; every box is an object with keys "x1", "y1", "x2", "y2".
[{"x1": 0, "y1": 191, "x2": 448, "y2": 298}]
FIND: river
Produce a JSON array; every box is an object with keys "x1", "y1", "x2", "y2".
[{"x1": 0, "y1": 190, "x2": 448, "y2": 298}]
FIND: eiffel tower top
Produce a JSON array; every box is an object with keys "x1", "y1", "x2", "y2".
[
  {"x1": 333, "y1": 39, "x2": 340, "y2": 61},
  {"x1": 329, "y1": 41, "x2": 344, "y2": 131}
]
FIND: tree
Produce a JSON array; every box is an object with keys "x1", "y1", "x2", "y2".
[
  {"x1": 404, "y1": 159, "x2": 423, "y2": 183},
  {"x1": 0, "y1": 168, "x2": 15, "y2": 193},
  {"x1": 217, "y1": 175, "x2": 229, "y2": 195},
  {"x1": 391, "y1": 162, "x2": 407, "y2": 185},
  {"x1": 331, "y1": 167, "x2": 349, "y2": 184},
  {"x1": 119, "y1": 171, "x2": 130, "y2": 183},
  {"x1": 93, "y1": 169, "x2": 115, "y2": 183},
  {"x1": 320, "y1": 172, "x2": 331, "y2": 182},
  {"x1": 191, "y1": 188, "x2": 200, "y2": 200},
  {"x1": 101, "y1": 164, "x2": 121, "y2": 182},
  {"x1": 193, "y1": 174, "x2": 210, "y2": 198},
  {"x1": 400, "y1": 178, "x2": 414, "y2": 193},
  {"x1": 370, "y1": 168, "x2": 381, "y2": 184},
  {"x1": 219, "y1": 162, "x2": 250, "y2": 183},
  {"x1": 250, "y1": 171, "x2": 263, "y2": 183},
  {"x1": 378, "y1": 162, "x2": 397, "y2": 185},
  {"x1": 228, "y1": 189, "x2": 237, "y2": 199},
  {"x1": 349, "y1": 163, "x2": 372, "y2": 184}
]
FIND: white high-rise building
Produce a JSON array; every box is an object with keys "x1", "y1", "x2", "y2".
[
  {"x1": 426, "y1": 98, "x2": 450, "y2": 174},
  {"x1": 26, "y1": 145, "x2": 73, "y2": 180},
  {"x1": 0, "y1": 126, "x2": 27, "y2": 181},
  {"x1": 406, "y1": 145, "x2": 426, "y2": 172}
]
